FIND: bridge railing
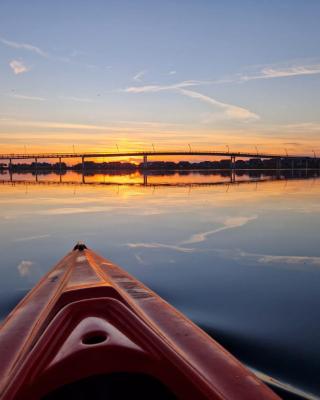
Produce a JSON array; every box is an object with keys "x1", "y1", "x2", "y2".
[{"x1": 0, "y1": 151, "x2": 314, "y2": 159}]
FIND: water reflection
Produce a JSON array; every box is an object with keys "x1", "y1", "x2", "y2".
[
  {"x1": 0, "y1": 170, "x2": 320, "y2": 399},
  {"x1": 1, "y1": 168, "x2": 319, "y2": 186}
]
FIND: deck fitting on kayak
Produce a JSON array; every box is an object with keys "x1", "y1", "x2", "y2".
[{"x1": 73, "y1": 242, "x2": 88, "y2": 251}]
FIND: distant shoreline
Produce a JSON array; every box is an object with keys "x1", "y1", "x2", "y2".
[{"x1": 1, "y1": 158, "x2": 319, "y2": 172}]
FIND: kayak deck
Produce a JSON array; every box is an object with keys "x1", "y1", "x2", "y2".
[{"x1": 0, "y1": 244, "x2": 279, "y2": 400}]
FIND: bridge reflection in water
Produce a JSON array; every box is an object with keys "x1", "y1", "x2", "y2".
[{"x1": 1, "y1": 169, "x2": 319, "y2": 188}]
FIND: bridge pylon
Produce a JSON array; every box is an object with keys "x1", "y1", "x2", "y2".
[{"x1": 143, "y1": 154, "x2": 148, "y2": 169}]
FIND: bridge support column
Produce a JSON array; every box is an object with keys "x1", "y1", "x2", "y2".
[
  {"x1": 230, "y1": 156, "x2": 236, "y2": 169},
  {"x1": 8, "y1": 158, "x2": 13, "y2": 181},
  {"x1": 276, "y1": 158, "x2": 281, "y2": 179},
  {"x1": 305, "y1": 158, "x2": 308, "y2": 172},
  {"x1": 230, "y1": 170, "x2": 236, "y2": 183},
  {"x1": 35, "y1": 158, "x2": 38, "y2": 182},
  {"x1": 9, "y1": 158, "x2": 12, "y2": 182},
  {"x1": 59, "y1": 157, "x2": 62, "y2": 182},
  {"x1": 82, "y1": 156, "x2": 85, "y2": 174},
  {"x1": 143, "y1": 154, "x2": 148, "y2": 170},
  {"x1": 143, "y1": 173, "x2": 148, "y2": 186},
  {"x1": 81, "y1": 156, "x2": 85, "y2": 184}
]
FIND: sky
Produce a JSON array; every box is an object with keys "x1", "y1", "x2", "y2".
[{"x1": 1, "y1": 0, "x2": 320, "y2": 155}]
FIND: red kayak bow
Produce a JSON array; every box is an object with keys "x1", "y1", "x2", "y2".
[{"x1": 0, "y1": 244, "x2": 279, "y2": 400}]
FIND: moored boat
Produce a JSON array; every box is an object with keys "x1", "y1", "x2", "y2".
[{"x1": 0, "y1": 243, "x2": 279, "y2": 400}]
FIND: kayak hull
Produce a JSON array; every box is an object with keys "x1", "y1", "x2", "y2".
[{"x1": 0, "y1": 245, "x2": 279, "y2": 400}]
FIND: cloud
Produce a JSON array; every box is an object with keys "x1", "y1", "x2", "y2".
[
  {"x1": 9, "y1": 60, "x2": 30, "y2": 74},
  {"x1": 134, "y1": 254, "x2": 148, "y2": 265},
  {"x1": 37, "y1": 206, "x2": 113, "y2": 215},
  {"x1": 127, "y1": 216, "x2": 257, "y2": 254},
  {"x1": 127, "y1": 242, "x2": 195, "y2": 253},
  {"x1": 122, "y1": 80, "x2": 208, "y2": 93},
  {"x1": 241, "y1": 64, "x2": 320, "y2": 81},
  {"x1": 213, "y1": 247, "x2": 320, "y2": 268},
  {"x1": 0, "y1": 37, "x2": 71, "y2": 63},
  {"x1": 256, "y1": 254, "x2": 320, "y2": 266},
  {"x1": 227, "y1": 249, "x2": 320, "y2": 268},
  {"x1": 180, "y1": 216, "x2": 257, "y2": 245},
  {"x1": 168, "y1": 70, "x2": 177, "y2": 75},
  {"x1": 1, "y1": 37, "x2": 48, "y2": 58},
  {"x1": 17, "y1": 260, "x2": 33, "y2": 277},
  {"x1": 0, "y1": 118, "x2": 183, "y2": 135},
  {"x1": 180, "y1": 89, "x2": 260, "y2": 121},
  {"x1": 14, "y1": 234, "x2": 50, "y2": 242},
  {"x1": 122, "y1": 79, "x2": 259, "y2": 121},
  {"x1": 133, "y1": 70, "x2": 147, "y2": 82},
  {"x1": 11, "y1": 94, "x2": 45, "y2": 101}
]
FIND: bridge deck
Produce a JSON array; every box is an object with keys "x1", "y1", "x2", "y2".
[{"x1": 0, "y1": 151, "x2": 314, "y2": 160}]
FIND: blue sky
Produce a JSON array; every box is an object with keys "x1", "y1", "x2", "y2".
[{"x1": 1, "y1": 0, "x2": 320, "y2": 153}]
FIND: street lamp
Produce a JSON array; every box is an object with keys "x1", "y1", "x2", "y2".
[
  {"x1": 284, "y1": 148, "x2": 288, "y2": 157},
  {"x1": 255, "y1": 146, "x2": 259, "y2": 155},
  {"x1": 152, "y1": 143, "x2": 155, "y2": 152},
  {"x1": 188, "y1": 144, "x2": 192, "y2": 152},
  {"x1": 226, "y1": 144, "x2": 229, "y2": 153}
]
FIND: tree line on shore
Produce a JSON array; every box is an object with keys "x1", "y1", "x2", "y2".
[{"x1": 1, "y1": 157, "x2": 319, "y2": 172}]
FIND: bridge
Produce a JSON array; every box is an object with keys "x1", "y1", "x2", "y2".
[{"x1": 0, "y1": 150, "x2": 316, "y2": 171}]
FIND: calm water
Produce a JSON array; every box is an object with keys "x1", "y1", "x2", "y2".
[{"x1": 1, "y1": 170, "x2": 320, "y2": 399}]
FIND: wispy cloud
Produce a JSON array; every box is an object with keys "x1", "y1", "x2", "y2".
[
  {"x1": 180, "y1": 89, "x2": 259, "y2": 121},
  {"x1": 14, "y1": 234, "x2": 50, "y2": 242},
  {"x1": 122, "y1": 80, "x2": 205, "y2": 93},
  {"x1": 127, "y1": 216, "x2": 257, "y2": 253},
  {"x1": 0, "y1": 118, "x2": 183, "y2": 134},
  {"x1": 122, "y1": 79, "x2": 259, "y2": 121},
  {"x1": 37, "y1": 206, "x2": 113, "y2": 215},
  {"x1": 241, "y1": 64, "x2": 320, "y2": 82},
  {"x1": 17, "y1": 260, "x2": 33, "y2": 277},
  {"x1": 133, "y1": 69, "x2": 147, "y2": 82},
  {"x1": 1, "y1": 37, "x2": 48, "y2": 58},
  {"x1": 256, "y1": 253, "x2": 320, "y2": 266},
  {"x1": 180, "y1": 216, "x2": 257, "y2": 245},
  {"x1": 221, "y1": 248, "x2": 320, "y2": 268},
  {"x1": 9, "y1": 60, "x2": 30, "y2": 75},
  {"x1": 168, "y1": 70, "x2": 177, "y2": 75},
  {"x1": 134, "y1": 254, "x2": 148, "y2": 265},
  {"x1": 10, "y1": 94, "x2": 45, "y2": 101},
  {"x1": 0, "y1": 37, "x2": 72, "y2": 63},
  {"x1": 127, "y1": 242, "x2": 195, "y2": 253}
]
